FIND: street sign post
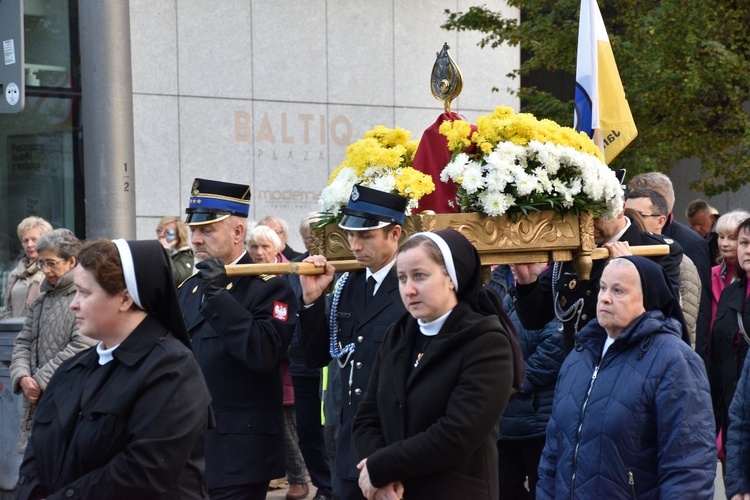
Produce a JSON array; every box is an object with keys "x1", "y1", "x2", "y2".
[{"x1": 0, "y1": 0, "x2": 25, "y2": 113}]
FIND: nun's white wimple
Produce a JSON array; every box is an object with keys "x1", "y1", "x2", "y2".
[
  {"x1": 112, "y1": 239, "x2": 143, "y2": 309},
  {"x1": 410, "y1": 232, "x2": 458, "y2": 292}
]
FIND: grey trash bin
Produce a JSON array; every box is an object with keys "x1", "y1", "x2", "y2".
[{"x1": 0, "y1": 318, "x2": 24, "y2": 494}]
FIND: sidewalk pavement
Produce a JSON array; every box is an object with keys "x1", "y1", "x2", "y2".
[{"x1": 264, "y1": 466, "x2": 727, "y2": 498}]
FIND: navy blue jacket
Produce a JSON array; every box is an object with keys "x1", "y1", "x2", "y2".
[
  {"x1": 538, "y1": 310, "x2": 716, "y2": 499},
  {"x1": 663, "y1": 217, "x2": 713, "y2": 361},
  {"x1": 488, "y1": 266, "x2": 565, "y2": 440},
  {"x1": 299, "y1": 268, "x2": 406, "y2": 480},
  {"x1": 284, "y1": 252, "x2": 319, "y2": 378},
  {"x1": 726, "y1": 349, "x2": 750, "y2": 497},
  {"x1": 178, "y1": 252, "x2": 298, "y2": 489}
]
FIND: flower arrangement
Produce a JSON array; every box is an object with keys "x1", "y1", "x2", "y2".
[
  {"x1": 317, "y1": 125, "x2": 435, "y2": 225},
  {"x1": 439, "y1": 106, "x2": 623, "y2": 219}
]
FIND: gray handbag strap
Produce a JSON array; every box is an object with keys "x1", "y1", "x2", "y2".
[{"x1": 738, "y1": 311, "x2": 750, "y2": 346}]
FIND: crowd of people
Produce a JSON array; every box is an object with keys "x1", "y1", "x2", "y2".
[{"x1": 5, "y1": 172, "x2": 750, "y2": 499}]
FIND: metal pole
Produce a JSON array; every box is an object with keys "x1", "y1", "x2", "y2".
[{"x1": 78, "y1": 0, "x2": 136, "y2": 239}]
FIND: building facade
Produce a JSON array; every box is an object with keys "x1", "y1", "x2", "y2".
[
  {"x1": 0, "y1": 0, "x2": 519, "y2": 287},
  {"x1": 2, "y1": 0, "x2": 746, "y2": 306}
]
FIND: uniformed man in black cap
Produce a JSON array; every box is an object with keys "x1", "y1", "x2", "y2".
[
  {"x1": 299, "y1": 184, "x2": 408, "y2": 500},
  {"x1": 512, "y1": 203, "x2": 684, "y2": 353},
  {"x1": 177, "y1": 178, "x2": 298, "y2": 500}
]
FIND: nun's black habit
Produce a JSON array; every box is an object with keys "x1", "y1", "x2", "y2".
[
  {"x1": 620, "y1": 255, "x2": 691, "y2": 345},
  {"x1": 353, "y1": 229, "x2": 515, "y2": 500},
  {"x1": 16, "y1": 240, "x2": 211, "y2": 500}
]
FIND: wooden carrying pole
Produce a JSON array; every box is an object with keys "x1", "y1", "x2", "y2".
[{"x1": 225, "y1": 244, "x2": 670, "y2": 277}]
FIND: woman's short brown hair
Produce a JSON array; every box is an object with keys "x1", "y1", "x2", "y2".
[
  {"x1": 76, "y1": 239, "x2": 126, "y2": 296},
  {"x1": 397, "y1": 235, "x2": 446, "y2": 270}
]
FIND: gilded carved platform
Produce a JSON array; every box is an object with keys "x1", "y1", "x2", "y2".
[{"x1": 310, "y1": 211, "x2": 596, "y2": 280}]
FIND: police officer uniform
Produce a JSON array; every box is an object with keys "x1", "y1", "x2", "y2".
[
  {"x1": 299, "y1": 185, "x2": 408, "y2": 500},
  {"x1": 177, "y1": 179, "x2": 298, "y2": 499},
  {"x1": 515, "y1": 217, "x2": 684, "y2": 352}
]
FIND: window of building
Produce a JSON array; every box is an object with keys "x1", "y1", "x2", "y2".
[{"x1": 0, "y1": 0, "x2": 82, "y2": 312}]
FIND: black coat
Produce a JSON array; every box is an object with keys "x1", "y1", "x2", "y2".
[
  {"x1": 663, "y1": 217, "x2": 713, "y2": 361},
  {"x1": 353, "y1": 301, "x2": 514, "y2": 500},
  {"x1": 299, "y1": 267, "x2": 406, "y2": 479},
  {"x1": 177, "y1": 252, "x2": 298, "y2": 488},
  {"x1": 710, "y1": 276, "x2": 750, "y2": 442},
  {"x1": 515, "y1": 219, "x2": 683, "y2": 352},
  {"x1": 16, "y1": 315, "x2": 211, "y2": 500}
]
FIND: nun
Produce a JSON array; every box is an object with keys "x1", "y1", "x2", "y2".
[
  {"x1": 353, "y1": 228, "x2": 515, "y2": 500},
  {"x1": 537, "y1": 256, "x2": 716, "y2": 498},
  {"x1": 16, "y1": 239, "x2": 212, "y2": 500}
]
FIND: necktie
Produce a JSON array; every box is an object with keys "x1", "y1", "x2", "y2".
[{"x1": 366, "y1": 276, "x2": 376, "y2": 307}]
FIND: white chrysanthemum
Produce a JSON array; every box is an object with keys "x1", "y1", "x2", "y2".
[
  {"x1": 493, "y1": 141, "x2": 526, "y2": 159},
  {"x1": 319, "y1": 167, "x2": 359, "y2": 213},
  {"x1": 405, "y1": 198, "x2": 418, "y2": 216},
  {"x1": 479, "y1": 190, "x2": 515, "y2": 216},
  {"x1": 367, "y1": 173, "x2": 396, "y2": 194},
  {"x1": 485, "y1": 145, "x2": 523, "y2": 171},
  {"x1": 515, "y1": 172, "x2": 540, "y2": 197},
  {"x1": 551, "y1": 179, "x2": 567, "y2": 196},
  {"x1": 485, "y1": 168, "x2": 509, "y2": 193},
  {"x1": 363, "y1": 166, "x2": 382, "y2": 178},
  {"x1": 533, "y1": 167, "x2": 553, "y2": 193},
  {"x1": 568, "y1": 178, "x2": 583, "y2": 196},
  {"x1": 440, "y1": 152, "x2": 471, "y2": 182},
  {"x1": 548, "y1": 144, "x2": 565, "y2": 175},
  {"x1": 461, "y1": 163, "x2": 485, "y2": 194}
]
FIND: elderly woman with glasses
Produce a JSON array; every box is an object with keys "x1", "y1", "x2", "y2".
[{"x1": 10, "y1": 228, "x2": 97, "y2": 454}]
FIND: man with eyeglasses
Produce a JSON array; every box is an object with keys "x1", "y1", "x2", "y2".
[
  {"x1": 625, "y1": 188, "x2": 670, "y2": 234},
  {"x1": 628, "y1": 172, "x2": 713, "y2": 363},
  {"x1": 626, "y1": 188, "x2": 702, "y2": 348},
  {"x1": 513, "y1": 197, "x2": 684, "y2": 353}
]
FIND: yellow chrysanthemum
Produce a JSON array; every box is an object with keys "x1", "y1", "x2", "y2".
[
  {"x1": 443, "y1": 106, "x2": 604, "y2": 162},
  {"x1": 395, "y1": 167, "x2": 435, "y2": 199},
  {"x1": 323, "y1": 125, "x2": 435, "y2": 214},
  {"x1": 439, "y1": 120, "x2": 473, "y2": 151}
]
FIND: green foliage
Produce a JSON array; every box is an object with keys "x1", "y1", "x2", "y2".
[{"x1": 442, "y1": 1, "x2": 750, "y2": 195}]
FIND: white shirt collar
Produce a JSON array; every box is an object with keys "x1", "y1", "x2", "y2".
[
  {"x1": 229, "y1": 251, "x2": 247, "y2": 266},
  {"x1": 605, "y1": 217, "x2": 632, "y2": 245},
  {"x1": 366, "y1": 259, "x2": 396, "y2": 295}
]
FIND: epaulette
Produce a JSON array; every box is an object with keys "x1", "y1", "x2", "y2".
[
  {"x1": 259, "y1": 274, "x2": 277, "y2": 281},
  {"x1": 646, "y1": 232, "x2": 676, "y2": 246}
]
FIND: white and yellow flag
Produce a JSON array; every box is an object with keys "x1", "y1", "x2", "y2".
[{"x1": 574, "y1": 0, "x2": 637, "y2": 164}]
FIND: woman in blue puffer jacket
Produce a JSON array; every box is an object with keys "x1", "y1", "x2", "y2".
[
  {"x1": 488, "y1": 265, "x2": 565, "y2": 499},
  {"x1": 537, "y1": 256, "x2": 716, "y2": 499}
]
